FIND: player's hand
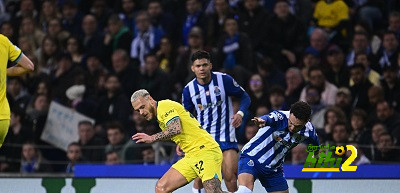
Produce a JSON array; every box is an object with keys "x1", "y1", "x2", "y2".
[
  {"x1": 175, "y1": 145, "x2": 184, "y2": 157},
  {"x1": 252, "y1": 117, "x2": 266, "y2": 128},
  {"x1": 231, "y1": 114, "x2": 243, "y2": 128},
  {"x1": 132, "y1": 133, "x2": 155, "y2": 143}
]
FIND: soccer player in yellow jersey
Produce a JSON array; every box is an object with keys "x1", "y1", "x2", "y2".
[
  {"x1": 131, "y1": 89, "x2": 226, "y2": 193},
  {"x1": 0, "y1": 34, "x2": 34, "y2": 149}
]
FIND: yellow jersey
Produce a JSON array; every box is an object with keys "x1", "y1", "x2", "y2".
[
  {"x1": 156, "y1": 100, "x2": 219, "y2": 154},
  {"x1": 314, "y1": 0, "x2": 349, "y2": 28},
  {"x1": 0, "y1": 34, "x2": 22, "y2": 120}
]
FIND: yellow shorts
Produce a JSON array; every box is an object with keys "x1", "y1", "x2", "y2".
[
  {"x1": 172, "y1": 147, "x2": 223, "y2": 183},
  {"x1": 0, "y1": 119, "x2": 10, "y2": 148}
]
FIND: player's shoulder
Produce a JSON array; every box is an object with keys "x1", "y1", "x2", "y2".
[
  {"x1": 0, "y1": 34, "x2": 9, "y2": 45},
  {"x1": 269, "y1": 110, "x2": 289, "y2": 121},
  {"x1": 184, "y1": 78, "x2": 196, "y2": 88}
]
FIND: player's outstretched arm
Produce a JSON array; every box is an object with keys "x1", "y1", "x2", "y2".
[
  {"x1": 7, "y1": 54, "x2": 34, "y2": 76},
  {"x1": 132, "y1": 117, "x2": 182, "y2": 143}
]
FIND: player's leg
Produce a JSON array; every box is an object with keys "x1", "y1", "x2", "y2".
[
  {"x1": 203, "y1": 178, "x2": 226, "y2": 193},
  {"x1": 192, "y1": 177, "x2": 205, "y2": 193},
  {"x1": 196, "y1": 147, "x2": 224, "y2": 193},
  {"x1": 236, "y1": 173, "x2": 254, "y2": 193},
  {"x1": 0, "y1": 120, "x2": 10, "y2": 149},
  {"x1": 222, "y1": 149, "x2": 238, "y2": 192},
  {"x1": 155, "y1": 167, "x2": 189, "y2": 193},
  {"x1": 258, "y1": 168, "x2": 289, "y2": 193}
]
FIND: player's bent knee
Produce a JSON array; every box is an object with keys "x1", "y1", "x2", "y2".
[
  {"x1": 235, "y1": 185, "x2": 252, "y2": 193},
  {"x1": 155, "y1": 180, "x2": 170, "y2": 193}
]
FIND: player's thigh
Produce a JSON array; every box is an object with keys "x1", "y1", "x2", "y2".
[
  {"x1": 237, "y1": 156, "x2": 257, "y2": 190},
  {"x1": 0, "y1": 120, "x2": 10, "y2": 148},
  {"x1": 237, "y1": 173, "x2": 255, "y2": 190},
  {"x1": 172, "y1": 157, "x2": 198, "y2": 183},
  {"x1": 258, "y1": 171, "x2": 288, "y2": 193},
  {"x1": 156, "y1": 167, "x2": 189, "y2": 192},
  {"x1": 222, "y1": 149, "x2": 238, "y2": 177},
  {"x1": 194, "y1": 148, "x2": 223, "y2": 183}
]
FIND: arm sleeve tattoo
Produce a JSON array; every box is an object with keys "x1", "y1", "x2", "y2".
[{"x1": 152, "y1": 117, "x2": 182, "y2": 141}]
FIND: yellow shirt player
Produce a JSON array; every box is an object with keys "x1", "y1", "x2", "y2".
[
  {"x1": 131, "y1": 89, "x2": 226, "y2": 193},
  {"x1": 0, "y1": 34, "x2": 34, "y2": 148}
]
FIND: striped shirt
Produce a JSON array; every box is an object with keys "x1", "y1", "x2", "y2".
[
  {"x1": 241, "y1": 111, "x2": 320, "y2": 169},
  {"x1": 182, "y1": 72, "x2": 250, "y2": 142}
]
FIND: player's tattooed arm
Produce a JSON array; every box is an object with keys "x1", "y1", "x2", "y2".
[{"x1": 151, "y1": 118, "x2": 182, "y2": 141}]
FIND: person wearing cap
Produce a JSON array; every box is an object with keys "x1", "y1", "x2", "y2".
[
  {"x1": 1, "y1": 34, "x2": 34, "y2": 149},
  {"x1": 325, "y1": 44, "x2": 350, "y2": 88}
]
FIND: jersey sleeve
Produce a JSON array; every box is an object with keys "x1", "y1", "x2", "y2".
[
  {"x1": 182, "y1": 86, "x2": 194, "y2": 112},
  {"x1": 259, "y1": 111, "x2": 287, "y2": 129},
  {"x1": 222, "y1": 74, "x2": 251, "y2": 113},
  {"x1": 160, "y1": 104, "x2": 181, "y2": 127},
  {"x1": 6, "y1": 37, "x2": 22, "y2": 63},
  {"x1": 304, "y1": 125, "x2": 320, "y2": 147}
]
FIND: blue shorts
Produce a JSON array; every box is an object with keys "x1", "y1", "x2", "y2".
[
  {"x1": 217, "y1": 141, "x2": 239, "y2": 152},
  {"x1": 238, "y1": 155, "x2": 288, "y2": 192}
]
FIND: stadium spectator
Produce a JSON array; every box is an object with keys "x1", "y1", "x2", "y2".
[
  {"x1": 321, "y1": 106, "x2": 347, "y2": 143},
  {"x1": 181, "y1": 0, "x2": 206, "y2": 45},
  {"x1": 77, "y1": 121, "x2": 106, "y2": 163},
  {"x1": 346, "y1": 32, "x2": 372, "y2": 66},
  {"x1": 155, "y1": 37, "x2": 177, "y2": 74},
  {"x1": 388, "y1": 11, "x2": 400, "y2": 40},
  {"x1": 269, "y1": 86, "x2": 288, "y2": 112},
  {"x1": 147, "y1": 0, "x2": 177, "y2": 40},
  {"x1": 111, "y1": 49, "x2": 141, "y2": 97},
  {"x1": 375, "y1": 100, "x2": 400, "y2": 140},
  {"x1": 334, "y1": 87, "x2": 353, "y2": 117},
  {"x1": 205, "y1": 0, "x2": 235, "y2": 47},
  {"x1": 348, "y1": 109, "x2": 371, "y2": 145},
  {"x1": 285, "y1": 67, "x2": 305, "y2": 106},
  {"x1": 324, "y1": 44, "x2": 350, "y2": 88},
  {"x1": 19, "y1": 17, "x2": 45, "y2": 51},
  {"x1": 354, "y1": 52, "x2": 380, "y2": 86},
  {"x1": 105, "y1": 151, "x2": 122, "y2": 165},
  {"x1": 141, "y1": 146, "x2": 155, "y2": 165},
  {"x1": 7, "y1": 77, "x2": 31, "y2": 111},
  {"x1": 104, "y1": 14, "x2": 132, "y2": 54},
  {"x1": 309, "y1": 28, "x2": 329, "y2": 55},
  {"x1": 61, "y1": 0, "x2": 83, "y2": 36},
  {"x1": 331, "y1": 122, "x2": 349, "y2": 147},
  {"x1": 46, "y1": 18, "x2": 70, "y2": 44},
  {"x1": 306, "y1": 85, "x2": 327, "y2": 129},
  {"x1": 139, "y1": 54, "x2": 170, "y2": 100},
  {"x1": 300, "y1": 46, "x2": 321, "y2": 82},
  {"x1": 248, "y1": 73, "x2": 269, "y2": 116},
  {"x1": 65, "y1": 142, "x2": 85, "y2": 173},
  {"x1": 80, "y1": 14, "x2": 105, "y2": 59},
  {"x1": 20, "y1": 142, "x2": 53, "y2": 173},
  {"x1": 257, "y1": 56, "x2": 286, "y2": 88},
  {"x1": 377, "y1": 31, "x2": 399, "y2": 71},
  {"x1": 118, "y1": 0, "x2": 138, "y2": 32},
  {"x1": 380, "y1": 66, "x2": 400, "y2": 112},
  {"x1": 349, "y1": 64, "x2": 373, "y2": 111},
  {"x1": 291, "y1": 143, "x2": 308, "y2": 165},
  {"x1": 65, "y1": 36, "x2": 84, "y2": 65},
  {"x1": 345, "y1": 141, "x2": 371, "y2": 165},
  {"x1": 375, "y1": 132, "x2": 400, "y2": 163}
]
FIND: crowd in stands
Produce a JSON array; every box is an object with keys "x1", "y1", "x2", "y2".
[{"x1": 1, "y1": 0, "x2": 400, "y2": 173}]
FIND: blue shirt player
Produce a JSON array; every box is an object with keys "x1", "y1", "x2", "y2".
[
  {"x1": 182, "y1": 50, "x2": 251, "y2": 193},
  {"x1": 236, "y1": 101, "x2": 320, "y2": 193}
]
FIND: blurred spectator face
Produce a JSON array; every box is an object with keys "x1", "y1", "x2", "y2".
[
  {"x1": 244, "y1": 0, "x2": 259, "y2": 11},
  {"x1": 67, "y1": 37, "x2": 79, "y2": 54},
  {"x1": 42, "y1": 1, "x2": 56, "y2": 17},
  {"x1": 107, "y1": 128, "x2": 125, "y2": 145},
  {"x1": 215, "y1": 0, "x2": 228, "y2": 14},
  {"x1": 1, "y1": 23, "x2": 14, "y2": 38},
  {"x1": 310, "y1": 30, "x2": 327, "y2": 52},
  {"x1": 350, "y1": 67, "x2": 364, "y2": 85},
  {"x1": 91, "y1": 0, "x2": 106, "y2": 15},
  {"x1": 383, "y1": 33, "x2": 398, "y2": 52},
  {"x1": 188, "y1": 33, "x2": 203, "y2": 48},
  {"x1": 309, "y1": 69, "x2": 325, "y2": 88},
  {"x1": 18, "y1": 37, "x2": 33, "y2": 54},
  {"x1": 112, "y1": 51, "x2": 129, "y2": 73},
  {"x1": 82, "y1": 15, "x2": 97, "y2": 36},
  {"x1": 333, "y1": 124, "x2": 348, "y2": 143},
  {"x1": 43, "y1": 38, "x2": 57, "y2": 56},
  {"x1": 327, "y1": 51, "x2": 344, "y2": 68},
  {"x1": 10, "y1": 112, "x2": 20, "y2": 128},
  {"x1": 78, "y1": 123, "x2": 95, "y2": 145},
  {"x1": 355, "y1": 54, "x2": 370, "y2": 69},
  {"x1": 148, "y1": 1, "x2": 162, "y2": 18},
  {"x1": 270, "y1": 92, "x2": 285, "y2": 107},
  {"x1": 306, "y1": 87, "x2": 320, "y2": 105},
  {"x1": 378, "y1": 134, "x2": 393, "y2": 153},
  {"x1": 48, "y1": 19, "x2": 62, "y2": 36},
  {"x1": 326, "y1": 111, "x2": 338, "y2": 126},
  {"x1": 142, "y1": 148, "x2": 155, "y2": 163},
  {"x1": 389, "y1": 15, "x2": 400, "y2": 31},
  {"x1": 122, "y1": 0, "x2": 135, "y2": 13},
  {"x1": 136, "y1": 13, "x2": 150, "y2": 32},
  {"x1": 105, "y1": 76, "x2": 121, "y2": 93},
  {"x1": 58, "y1": 58, "x2": 73, "y2": 72},
  {"x1": 368, "y1": 86, "x2": 384, "y2": 106},
  {"x1": 63, "y1": 4, "x2": 78, "y2": 20},
  {"x1": 335, "y1": 92, "x2": 351, "y2": 108},
  {"x1": 352, "y1": 34, "x2": 368, "y2": 54},
  {"x1": 376, "y1": 101, "x2": 393, "y2": 121},
  {"x1": 159, "y1": 37, "x2": 171, "y2": 54},
  {"x1": 108, "y1": 20, "x2": 121, "y2": 36},
  {"x1": 256, "y1": 106, "x2": 269, "y2": 117},
  {"x1": 302, "y1": 54, "x2": 320, "y2": 67},
  {"x1": 37, "y1": 82, "x2": 49, "y2": 95},
  {"x1": 186, "y1": 0, "x2": 200, "y2": 14},
  {"x1": 133, "y1": 110, "x2": 146, "y2": 126},
  {"x1": 245, "y1": 125, "x2": 258, "y2": 141},
  {"x1": 22, "y1": 143, "x2": 36, "y2": 161},
  {"x1": 224, "y1": 18, "x2": 238, "y2": 36},
  {"x1": 249, "y1": 74, "x2": 263, "y2": 93},
  {"x1": 7, "y1": 79, "x2": 22, "y2": 96},
  {"x1": 274, "y1": 1, "x2": 289, "y2": 18},
  {"x1": 86, "y1": 56, "x2": 101, "y2": 72},
  {"x1": 106, "y1": 152, "x2": 121, "y2": 165},
  {"x1": 145, "y1": 55, "x2": 159, "y2": 74},
  {"x1": 383, "y1": 69, "x2": 397, "y2": 84},
  {"x1": 291, "y1": 144, "x2": 308, "y2": 164},
  {"x1": 372, "y1": 123, "x2": 385, "y2": 144},
  {"x1": 20, "y1": 0, "x2": 34, "y2": 13},
  {"x1": 34, "y1": 95, "x2": 49, "y2": 111},
  {"x1": 21, "y1": 17, "x2": 35, "y2": 34},
  {"x1": 285, "y1": 68, "x2": 303, "y2": 90},
  {"x1": 351, "y1": 115, "x2": 364, "y2": 131},
  {"x1": 67, "y1": 144, "x2": 82, "y2": 162}
]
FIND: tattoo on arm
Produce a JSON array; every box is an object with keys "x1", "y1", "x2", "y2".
[
  {"x1": 152, "y1": 118, "x2": 182, "y2": 141},
  {"x1": 203, "y1": 178, "x2": 224, "y2": 193}
]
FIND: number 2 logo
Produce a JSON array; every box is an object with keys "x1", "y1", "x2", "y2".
[{"x1": 195, "y1": 160, "x2": 204, "y2": 174}]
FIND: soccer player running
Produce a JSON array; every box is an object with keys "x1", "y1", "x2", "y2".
[
  {"x1": 131, "y1": 89, "x2": 227, "y2": 193},
  {"x1": 0, "y1": 34, "x2": 34, "y2": 149},
  {"x1": 235, "y1": 101, "x2": 320, "y2": 193},
  {"x1": 182, "y1": 50, "x2": 251, "y2": 193}
]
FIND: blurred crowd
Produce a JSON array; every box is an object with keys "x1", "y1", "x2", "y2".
[{"x1": 0, "y1": 0, "x2": 400, "y2": 173}]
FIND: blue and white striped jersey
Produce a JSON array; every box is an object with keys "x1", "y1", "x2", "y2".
[
  {"x1": 182, "y1": 72, "x2": 250, "y2": 142},
  {"x1": 241, "y1": 111, "x2": 320, "y2": 170}
]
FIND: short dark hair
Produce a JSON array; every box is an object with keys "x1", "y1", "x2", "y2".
[
  {"x1": 191, "y1": 50, "x2": 210, "y2": 63},
  {"x1": 349, "y1": 63, "x2": 365, "y2": 72},
  {"x1": 68, "y1": 142, "x2": 81, "y2": 149},
  {"x1": 307, "y1": 65, "x2": 323, "y2": 77},
  {"x1": 269, "y1": 86, "x2": 285, "y2": 96},
  {"x1": 78, "y1": 120, "x2": 93, "y2": 127},
  {"x1": 106, "y1": 121, "x2": 125, "y2": 133},
  {"x1": 290, "y1": 101, "x2": 312, "y2": 122}
]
